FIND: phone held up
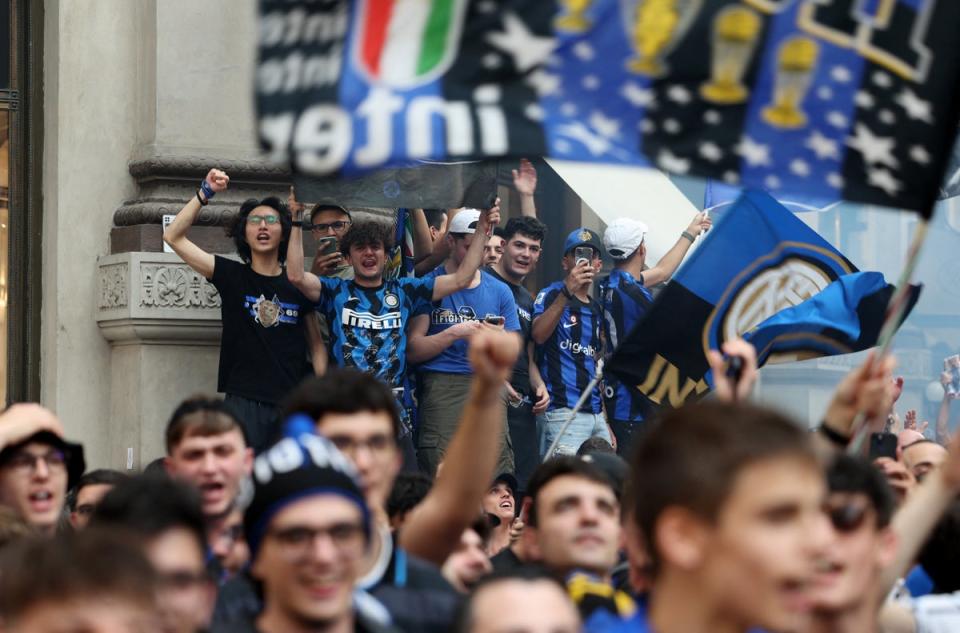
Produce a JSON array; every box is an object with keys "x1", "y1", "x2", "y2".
[
  {"x1": 868, "y1": 432, "x2": 898, "y2": 461},
  {"x1": 574, "y1": 246, "x2": 593, "y2": 266},
  {"x1": 318, "y1": 236, "x2": 338, "y2": 257}
]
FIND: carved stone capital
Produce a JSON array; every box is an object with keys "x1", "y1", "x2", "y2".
[{"x1": 96, "y1": 252, "x2": 225, "y2": 344}]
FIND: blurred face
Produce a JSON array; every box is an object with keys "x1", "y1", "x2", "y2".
[
  {"x1": 208, "y1": 508, "x2": 249, "y2": 578},
  {"x1": 165, "y1": 429, "x2": 253, "y2": 518},
  {"x1": 442, "y1": 528, "x2": 492, "y2": 593},
  {"x1": 310, "y1": 209, "x2": 351, "y2": 239},
  {"x1": 147, "y1": 528, "x2": 214, "y2": 633},
  {"x1": 0, "y1": 441, "x2": 68, "y2": 534},
  {"x1": 482, "y1": 482, "x2": 515, "y2": 523},
  {"x1": 484, "y1": 236, "x2": 505, "y2": 266},
  {"x1": 903, "y1": 442, "x2": 947, "y2": 481},
  {"x1": 14, "y1": 599, "x2": 161, "y2": 633},
  {"x1": 244, "y1": 205, "x2": 283, "y2": 257},
  {"x1": 449, "y1": 233, "x2": 476, "y2": 268},
  {"x1": 809, "y1": 492, "x2": 895, "y2": 612},
  {"x1": 346, "y1": 242, "x2": 387, "y2": 282},
  {"x1": 467, "y1": 579, "x2": 581, "y2": 633},
  {"x1": 253, "y1": 496, "x2": 366, "y2": 627},
  {"x1": 315, "y1": 411, "x2": 402, "y2": 515},
  {"x1": 70, "y1": 482, "x2": 115, "y2": 530},
  {"x1": 694, "y1": 457, "x2": 828, "y2": 633},
  {"x1": 501, "y1": 233, "x2": 542, "y2": 281},
  {"x1": 527, "y1": 475, "x2": 620, "y2": 577}
]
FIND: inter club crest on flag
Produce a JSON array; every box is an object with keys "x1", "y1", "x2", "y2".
[{"x1": 354, "y1": 0, "x2": 469, "y2": 89}]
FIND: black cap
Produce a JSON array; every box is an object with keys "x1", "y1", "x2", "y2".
[
  {"x1": 492, "y1": 472, "x2": 518, "y2": 498},
  {"x1": 0, "y1": 431, "x2": 86, "y2": 489}
]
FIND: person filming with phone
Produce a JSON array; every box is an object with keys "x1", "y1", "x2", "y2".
[
  {"x1": 407, "y1": 208, "x2": 521, "y2": 477},
  {"x1": 531, "y1": 228, "x2": 615, "y2": 459},
  {"x1": 286, "y1": 190, "x2": 354, "y2": 279}
]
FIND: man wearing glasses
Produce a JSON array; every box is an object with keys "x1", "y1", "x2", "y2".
[
  {"x1": 163, "y1": 169, "x2": 325, "y2": 451},
  {"x1": 213, "y1": 423, "x2": 400, "y2": 633},
  {"x1": 306, "y1": 200, "x2": 355, "y2": 280},
  {"x1": 0, "y1": 403, "x2": 85, "y2": 535}
]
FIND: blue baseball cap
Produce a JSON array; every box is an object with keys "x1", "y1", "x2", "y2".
[{"x1": 563, "y1": 228, "x2": 604, "y2": 257}]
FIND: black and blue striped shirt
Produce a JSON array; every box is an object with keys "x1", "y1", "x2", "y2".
[{"x1": 599, "y1": 269, "x2": 654, "y2": 423}]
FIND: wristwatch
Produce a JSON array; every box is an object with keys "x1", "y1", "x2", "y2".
[{"x1": 292, "y1": 220, "x2": 303, "y2": 228}]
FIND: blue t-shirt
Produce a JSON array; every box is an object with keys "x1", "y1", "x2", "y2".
[
  {"x1": 533, "y1": 281, "x2": 604, "y2": 414},
  {"x1": 418, "y1": 267, "x2": 521, "y2": 374},
  {"x1": 599, "y1": 269, "x2": 655, "y2": 423},
  {"x1": 316, "y1": 277, "x2": 434, "y2": 390}
]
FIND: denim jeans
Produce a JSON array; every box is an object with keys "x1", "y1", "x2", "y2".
[{"x1": 537, "y1": 407, "x2": 611, "y2": 459}]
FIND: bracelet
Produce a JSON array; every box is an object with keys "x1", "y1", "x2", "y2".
[
  {"x1": 196, "y1": 190, "x2": 208, "y2": 207},
  {"x1": 199, "y1": 179, "x2": 216, "y2": 200},
  {"x1": 817, "y1": 424, "x2": 850, "y2": 448},
  {"x1": 681, "y1": 231, "x2": 696, "y2": 242},
  {"x1": 292, "y1": 220, "x2": 303, "y2": 228}
]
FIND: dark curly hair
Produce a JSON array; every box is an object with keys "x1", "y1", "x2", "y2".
[
  {"x1": 502, "y1": 216, "x2": 547, "y2": 243},
  {"x1": 338, "y1": 219, "x2": 394, "y2": 257},
  {"x1": 226, "y1": 197, "x2": 292, "y2": 263}
]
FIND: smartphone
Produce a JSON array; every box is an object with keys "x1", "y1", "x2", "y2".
[
  {"x1": 318, "y1": 236, "x2": 338, "y2": 256},
  {"x1": 868, "y1": 432, "x2": 898, "y2": 460},
  {"x1": 574, "y1": 246, "x2": 593, "y2": 266},
  {"x1": 484, "y1": 315, "x2": 506, "y2": 326}
]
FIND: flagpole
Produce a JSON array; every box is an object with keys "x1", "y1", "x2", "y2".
[
  {"x1": 545, "y1": 361, "x2": 604, "y2": 459},
  {"x1": 847, "y1": 218, "x2": 930, "y2": 454}
]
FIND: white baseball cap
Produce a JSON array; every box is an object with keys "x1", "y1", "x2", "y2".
[
  {"x1": 603, "y1": 218, "x2": 649, "y2": 260},
  {"x1": 448, "y1": 208, "x2": 481, "y2": 234}
]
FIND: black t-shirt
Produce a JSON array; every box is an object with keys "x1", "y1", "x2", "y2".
[
  {"x1": 490, "y1": 545, "x2": 525, "y2": 573},
  {"x1": 486, "y1": 267, "x2": 534, "y2": 391},
  {"x1": 209, "y1": 256, "x2": 313, "y2": 403}
]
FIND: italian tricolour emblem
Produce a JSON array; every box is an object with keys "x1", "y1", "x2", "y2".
[{"x1": 354, "y1": 0, "x2": 469, "y2": 89}]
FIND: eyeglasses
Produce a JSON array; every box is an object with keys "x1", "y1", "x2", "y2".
[
  {"x1": 75, "y1": 503, "x2": 98, "y2": 517},
  {"x1": 311, "y1": 220, "x2": 352, "y2": 233},
  {"x1": 266, "y1": 522, "x2": 366, "y2": 561},
  {"x1": 157, "y1": 569, "x2": 212, "y2": 591},
  {"x1": 3, "y1": 450, "x2": 67, "y2": 475},
  {"x1": 327, "y1": 434, "x2": 395, "y2": 458},
  {"x1": 825, "y1": 502, "x2": 870, "y2": 533},
  {"x1": 247, "y1": 214, "x2": 280, "y2": 225}
]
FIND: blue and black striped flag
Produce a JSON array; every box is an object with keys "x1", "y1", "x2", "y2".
[
  {"x1": 258, "y1": 0, "x2": 960, "y2": 216},
  {"x1": 604, "y1": 189, "x2": 920, "y2": 409}
]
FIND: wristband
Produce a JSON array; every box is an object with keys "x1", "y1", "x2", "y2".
[
  {"x1": 817, "y1": 424, "x2": 850, "y2": 448},
  {"x1": 199, "y1": 179, "x2": 216, "y2": 201},
  {"x1": 561, "y1": 286, "x2": 573, "y2": 300},
  {"x1": 292, "y1": 220, "x2": 303, "y2": 228},
  {"x1": 681, "y1": 231, "x2": 695, "y2": 242},
  {"x1": 196, "y1": 190, "x2": 208, "y2": 207}
]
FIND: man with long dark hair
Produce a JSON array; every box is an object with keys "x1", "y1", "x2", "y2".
[{"x1": 163, "y1": 168, "x2": 324, "y2": 451}]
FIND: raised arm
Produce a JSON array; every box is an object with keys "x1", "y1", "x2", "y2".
[
  {"x1": 305, "y1": 313, "x2": 328, "y2": 376},
  {"x1": 531, "y1": 261, "x2": 592, "y2": 344},
  {"x1": 642, "y1": 212, "x2": 712, "y2": 287},
  {"x1": 410, "y1": 209, "x2": 435, "y2": 264},
  {"x1": 936, "y1": 372, "x2": 955, "y2": 445},
  {"x1": 285, "y1": 187, "x2": 323, "y2": 303},
  {"x1": 431, "y1": 202, "x2": 500, "y2": 300},
  {"x1": 162, "y1": 169, "x2": 226, "y2": 280},
  {"x1": 512, "y1": 158, "x2": 538, "y2": 218},
  {"x1": 400, "y1": 328, "x2": 521, "y2": 564},
  {"x1": 414, "y1": 208, "x2": 457, "y2": 276}
]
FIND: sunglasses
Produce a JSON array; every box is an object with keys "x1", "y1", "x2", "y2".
[{"x1": 825, "y1": 502, "x2": 870, "y2": 533}]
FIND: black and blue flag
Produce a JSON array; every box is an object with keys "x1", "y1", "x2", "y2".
[{"x1": 605, "y1": 189, "x2": 920, "y2": 408}]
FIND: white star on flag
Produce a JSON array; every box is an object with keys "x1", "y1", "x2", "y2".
[
  {"x1": 827, "y1": 111, "x2": 849, "y2": 129},
  {"x1": 663, "y1": 119, "x2": 682, "y2": 134},
  {"x1": 790, "y1": 159, "x2": 811, "y2": 177},
  {"x1": 589, "y1": 111, "x2": 621, "y2": 139},
  {"x1": 704, "y1": 110, "x2": 721, "y2": 125},
  {"x1": 573, "y1": 41, "x2": 595, "y2": 61},
  {"x1": 896, "y1": 88, "x2": 934, "y2": 124},
  {"x1": 736, "y1": 137, "x2": 772, "y2": 167},
  {"x1": 699, "y1": 142, "x2": 723, "y2": 162},
  {"x1": 555, "y1": 139, "x2": 573, "y2": 154},
  {"x1": 854, "y1": 91, "x2": 875, "y2": 109},
  {"x1": 867, "y1": 168, "x2": 902, "y2": 196},
  {"x1": 482, "y1": 53, "x2": 502, "y2": 69},
  {"x1": 658, "y1": 150, "x2": 691, "y2": 174},
  {"x1": 557, "y1": 122, "x2": 612, "y2": 156},
  {"x1": 526, "y1": 69, "x2": 561, "y2": 97},
  {"x1": 872, "y1": 71, "x2": 893, "y2": 88},
  {"x1": 723, "y1": 171, "x2": 740, "y2": 184},
  {"x1": 525, "y1": 103, "x2": 545, "y2": 122},
  {"x1": 827, "y1": 172, "x2": 844, "y2": 189},
  {"x1": 817, "y1": 86, "x2": 833, "y2": 100},
  {"x1": 561, "y1": 102, "x2": 578, "y2": 117},
  {"x1": 878, "y1": 110, "x2": 896, "y2": 125},
  {"x1": 621, "y1": 82, "x2": 655, "y2": 108},
  {"x1": 582, "y1": 75, "x2": 600, "y2": 90},
  {"x1": 640, "y1": 119, "x2": 655, "y2": 133},
  {"x1": 765, "y1": 175, "x2": 782, "y2": 189},
  {"x1": 830, "y1": 65, "x2": 852, "y2": 83},
  {"x1": 487, "y1": 12, "x2": 556, "y2": 73},
  {"x1": 846, "y1": 124, "x2": 899, "y2": 168},
  {"x1": 909, "y1": 145, "x2": 932, "y2": 165},
  {"x1": 667, "y1": 85, "x2": 692, "y2": 104},
  {"x1": 805, "y1": 130, "x2": 840, "y2": 160}
]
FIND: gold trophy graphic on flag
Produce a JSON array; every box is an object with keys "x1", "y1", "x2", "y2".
[
  {"x1": 625, "y1": 0, "x2": 703, "y2": 77},
  {"x1": 555, "y1": 0, "x2": 593, "y2": 33},
  {"x1": 762, "y1": 36, "x2": 819, "y2": 129},
  {"x1": 700, "y1": 5, "x2": 762, "y2": 104}
]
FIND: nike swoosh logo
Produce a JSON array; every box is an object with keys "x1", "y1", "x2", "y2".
[{"x1": 562, "y1": 322, "x2": 575, "y2": 328}]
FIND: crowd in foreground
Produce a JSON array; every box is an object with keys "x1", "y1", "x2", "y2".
[{"x1": 0, "y1": 164, "x2": 959, "y2": 632}]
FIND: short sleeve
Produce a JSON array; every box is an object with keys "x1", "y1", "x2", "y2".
[
  {"x1": 210, "y1": 256, "x2": 241, "y2": 292},
  {"x1": 400, "y1": 276, "x2": 435, "y2": 313},
  {"x1": 533, "y1": 285, "x2": 560, "y2": 318},
  {"x1": 317, "y1": 276, "x2": 343, "y2": 309}
]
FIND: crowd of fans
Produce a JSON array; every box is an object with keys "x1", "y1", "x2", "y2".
[{"x1": 0, "y1": 162, "x2": 958, "y2": 632}]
